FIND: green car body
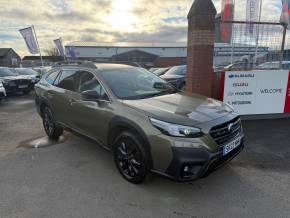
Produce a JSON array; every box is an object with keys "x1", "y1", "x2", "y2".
[{"x1": 35, "y1": 62, "x2": 244, "y2": 183}]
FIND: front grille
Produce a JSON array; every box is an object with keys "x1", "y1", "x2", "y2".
[
  {"x1": 16, "y1": 79, "x2": 30, "y2": 85},
  {"x1": 209, "y1": 116, "x2": 242, "y2": 146}
]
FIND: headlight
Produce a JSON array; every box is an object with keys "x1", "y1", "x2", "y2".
[
  {"x1": 150, "y1": 118, "x2": 202, "y2": 138},
  {"x1": 2, "y1": 79, "x2": 9, "y2": 85}
]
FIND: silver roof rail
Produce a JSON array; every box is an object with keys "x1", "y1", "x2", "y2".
[{"x1": 52, "y1": 61, "x2": 97, "y2": 69}]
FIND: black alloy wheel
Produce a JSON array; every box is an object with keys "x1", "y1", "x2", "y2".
[
  {"x1": 42, "y1": 107, "x2": 63, "y2": 140},
  {"x1": 113, "y1": 132, "x2": 148, "y2": 184}
]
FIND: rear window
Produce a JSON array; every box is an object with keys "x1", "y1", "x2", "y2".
[
  {"x1": 16, "y1": 69, "x2": 38, "y2": 76},
  {"x1": 55, "y1": 70, "x2": 79, "y2": 92},
  {"x1": 166, "y1": 66, "x2": 187, "y2": 76},
  {"x1": 0, "y1": 68, "x2": 18, "y2": 77},
  {"x1": 45, "y1": 70, "x2": 60, "y2": 85}
]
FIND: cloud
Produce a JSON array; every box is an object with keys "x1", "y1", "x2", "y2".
[{"x1": 0, "y1": 0, "x2": 284, "y2": 57}]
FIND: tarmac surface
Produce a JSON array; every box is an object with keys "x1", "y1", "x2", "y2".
[{"x1": 0, "y1": 93, "x2": 290, "y2": 218}]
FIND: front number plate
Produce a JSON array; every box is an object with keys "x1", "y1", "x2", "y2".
[
  {"x1": 18, "y1": 85, "x2": 28, "y2": 89},
  {"x1": 223, "y1": 136, "x2": 241, "y2": 156}
]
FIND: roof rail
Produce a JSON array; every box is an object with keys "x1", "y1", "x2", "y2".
[
  {"x1": 52, "y1": 61, "x2": 97, "y2": 69},
  {"x1": 93, "y1": 60, "x2": 142, "y2": 67}
]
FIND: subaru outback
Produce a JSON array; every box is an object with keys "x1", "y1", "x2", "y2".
[{"x1": 35, "y1": 62, "x2": 244, "y2": 184}]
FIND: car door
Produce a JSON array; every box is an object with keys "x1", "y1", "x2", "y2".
[
  {"x1": 52, "y1": 69, "x2": 81, "y2": 126},
  {"x1": 69, "y1": 70, "x2": 114, "y2": 146}
]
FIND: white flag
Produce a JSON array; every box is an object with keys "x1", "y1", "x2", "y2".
[
  {"x1": 245, "y1": 0, "x2": 260, "y2": 36},
  {"x1": 19, "y1": 27, "x2": 39, "y2": 54},
  {"x1": 54, "y1": 38, "x2": 65, "y2": 56}
]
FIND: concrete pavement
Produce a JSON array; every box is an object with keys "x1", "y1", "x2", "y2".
[{"x1": 0, "y1": 94, "x2": 290, "y2": 218}]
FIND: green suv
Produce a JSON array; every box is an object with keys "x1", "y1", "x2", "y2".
[{"x1": 35, "y1": 62, "x2": 244, "y2": 184}]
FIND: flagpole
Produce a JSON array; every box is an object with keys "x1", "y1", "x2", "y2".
[
  {"x1": 230, "y1": 0, "x2": 236, "y2": 65},
  {"x1": 32, "y1": 25, "x2": 44, "y2": 67},
  {"x1": 254, "y1": 0, "x2": 263, "y2": 64},
  {"x1": 60, "y1": 38, "x2": 66, "y2": 61}
]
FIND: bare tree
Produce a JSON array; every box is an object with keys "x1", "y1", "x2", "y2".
[{"x1": 44, "y1": 47, "x2": 60, "y2": 57}]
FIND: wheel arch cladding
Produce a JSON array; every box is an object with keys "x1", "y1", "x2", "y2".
[{"x1": 108, "y1": 116, "x2": 153, "y2": 168}]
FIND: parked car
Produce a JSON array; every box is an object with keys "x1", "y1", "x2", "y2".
[
  {"x1": 160, "y1": 65, "x2": 187, "y2": 90},
  {"x1": 0, "y1": 80, "x2": 6, "y2": 102},
  {"x1": 223, "y1": 62, "x2": 254, "y2": 71},
  {"x1": 257, "y1": 61, "x2": 290, "y2": 70},
  {"x1": 0, "y1": 67, "x2": 33, "y2": 95},
  {"x1": 33, "y1": 66, "x2": 52, "y2": 78},
  {"x1": 35, "y1": 62, "x2": 244, "y2": 184},
  {"x1": 13, "y1": 68, "x2": 41, "y2": 85},
  {"x1": 149, "y1": 68, "x2": 159, "y2": 73},
  {"x1": 153, "y1": 67, "x2": 171, "y2": 76}
]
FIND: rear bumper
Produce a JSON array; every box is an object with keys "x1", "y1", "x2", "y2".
[{"x1": 158, "y1": 139, "x2": 244, "y2": 182}]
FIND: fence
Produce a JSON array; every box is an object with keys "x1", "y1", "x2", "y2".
[{"x1": 215, "y1": 21, "x2": 290, "y2": 71}]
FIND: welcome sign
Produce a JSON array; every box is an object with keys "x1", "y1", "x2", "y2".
[{"x1": 221, "y1": 70, "x2": 290, "y2": 115}]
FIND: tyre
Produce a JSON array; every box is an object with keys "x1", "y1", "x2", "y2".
[
  {"x1": 113, "y1": 131, "x2": 149, "y2": 184},
  {"x1": 42, "y1": 106, "x2": 63, "y2": 140}
]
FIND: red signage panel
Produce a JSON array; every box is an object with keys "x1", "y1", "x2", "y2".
[{"x1": 284, "y1": 71, "x2": 290, "y2": 113}]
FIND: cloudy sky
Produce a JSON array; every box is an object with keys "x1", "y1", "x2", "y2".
[{"x1": 0, "y1": 0, "x2": 283, "y2": 56}]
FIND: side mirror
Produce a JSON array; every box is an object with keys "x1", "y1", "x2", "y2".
[{"x1": 81, "y1": 90, "x2": 100, "y2": 101}]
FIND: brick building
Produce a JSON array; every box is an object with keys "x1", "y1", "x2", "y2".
[{"x1": 0, "y1": 48, "x2": 21, "y2": 67}]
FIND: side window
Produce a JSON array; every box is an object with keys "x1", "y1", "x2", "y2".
[
  {"x1": 78, "y1": 71, "x2": 109, "y2": 101},
  {"x1": 45, "y1": 70, "x2": 59, "y2": 85},
  {"x1": 56, "y1": 70, "x2": 80, "y2": 92},
  {"x1": 182, "y1": 67, "x2": 187, "y2": 75}
]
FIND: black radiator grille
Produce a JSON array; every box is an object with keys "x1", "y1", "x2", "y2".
[{"x1": 209, "y1": 116, "x2": 242, "y2": 146}]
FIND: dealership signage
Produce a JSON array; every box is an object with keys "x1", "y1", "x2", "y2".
[{"x1": 222, "y1": 70, "x2": 290, "y2": 115}]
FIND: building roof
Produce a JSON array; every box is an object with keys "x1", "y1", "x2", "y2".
[
  {"x1": 22, "y1": 56, "x2": 63, "y2": 61},
  {"x1": 113, "y1": 49, "x2": 159, "y2": 58},
  {"x1": 0, "y1": 48, "x2": 11, "y2": 57}
]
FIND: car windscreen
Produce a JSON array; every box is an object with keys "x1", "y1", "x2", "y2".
[
  {"x1": 154, "y1": 68, "x2": 169, "y2": 76},
  {"x1": 100, "y1": 68, "x2": 177, "y2": 100},
  {"x1": 15, "y1": 68, "x2": 38, "y2": 75},
  {"x1": 0, "y1": 68, "x2": 18, "y2": 77},
  {"x1": 165, "y1": 65, "x2": 187, "y2": 76}
]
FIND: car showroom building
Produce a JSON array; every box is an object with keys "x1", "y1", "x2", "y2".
[{"x1": 65, "y1": 41, "x2": 268, "y2": 67}]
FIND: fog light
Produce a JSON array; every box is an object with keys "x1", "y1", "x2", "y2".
[{"x1": 181, "y1": 164, "x2": 202, "y2": 178}]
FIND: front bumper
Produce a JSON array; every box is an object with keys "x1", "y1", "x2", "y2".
[
  {"x1": 4, "y1": 84, "x2": 33, "y2": 94},
  {"x1": 149, "y1": 129, "x2": 244, "y2": 182},
  {"x1": 164, "y1": 140, "x2": 244, "y2": 181}
]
